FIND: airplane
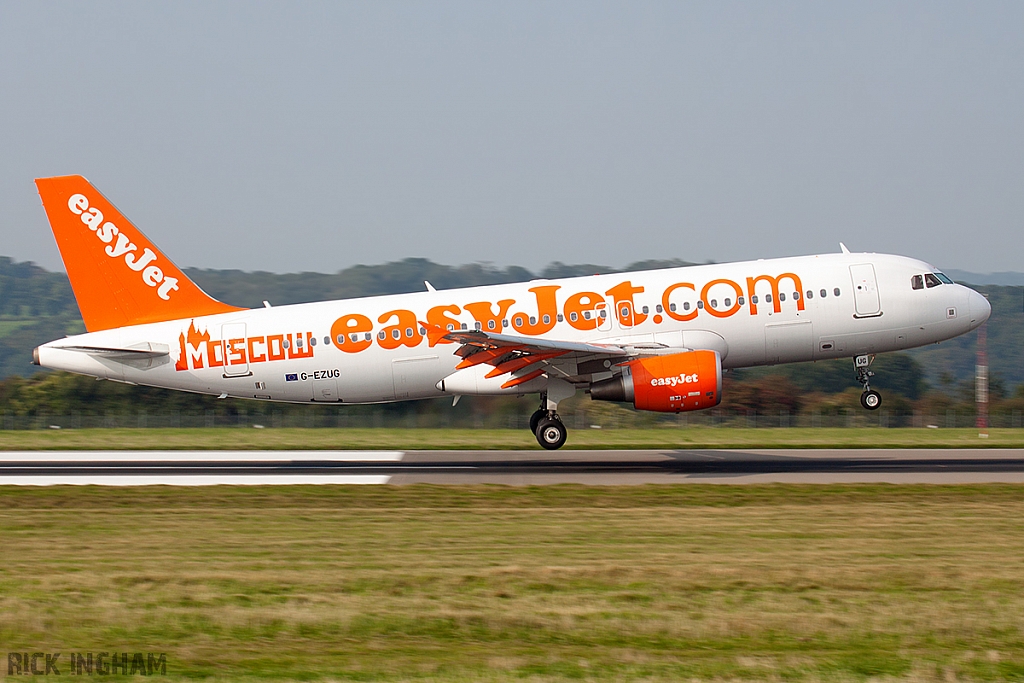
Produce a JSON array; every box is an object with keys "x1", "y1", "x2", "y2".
[{"x1": 32, "y1": 175, "x2": 991, "y2": 449}]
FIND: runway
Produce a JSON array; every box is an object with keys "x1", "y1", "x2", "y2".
[{"x1": 2, "y1": 449, "x2": 1024, "y2": 485}]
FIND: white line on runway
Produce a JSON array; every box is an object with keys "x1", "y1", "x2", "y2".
[
  {"x1": 0, "y1": 475, "x2": 392, "y2": 486},
  {"x1": 0, "y1": 451, "x2": 405, "y2": 462}
]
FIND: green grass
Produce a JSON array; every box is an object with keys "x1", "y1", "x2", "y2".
[
  {"x1": 1, "y1": 484, "x2": 1024, "y2": 681},
  {"x1": 0, "y1": 426, "x2": 1022, "y2": 450}
]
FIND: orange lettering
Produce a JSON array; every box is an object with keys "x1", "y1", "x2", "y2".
[
  {"x1": 511, "y1": 286, "x2": 560, "y2": 335},
  {"x1": 287, "y1": 332, "x2": 315, "y2": 359},
  {"x1": 206, "y1": 339, "x2": 224, "y2": 367},
  {"x1": 605, "y1": 281, "x2": 648, "y2": 326},
  {"x1": 464, "y1": 299, "x2": 515, "y2": 333},
  {"x1": 266, "y1": 334, "x2": 286, "y2": 361},
  {"x1": 700, "y1": 279, "x2": 743, "y2": 318},
  {"x1": 377, "y1": 309, "x2": 423, "y2": 349},
  {"x1": 248, "y1": 336, "x2": 267, "y2": 363},
  {"x1": 563, "y1": 291, "x2": 604, "y2": 331},
  {"x1": 226, "y1": 338, "x2": 247, "y2": 365},
  {"x1": 425, "y1": 304, "x2": 462, "y2": 344},
  {"x1": 746, "y1": 273, "x2": 805, "y2": 314},
  {"x1": 331, "y1": 314, "x2": 373, "y2": 353},
  {"x1": 662, "y1": 282, "x2": 698, "y2": 322}
]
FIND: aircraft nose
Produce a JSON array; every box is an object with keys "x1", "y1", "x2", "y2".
[{"x1": 967, "y1": 288, "x2": 991, "y2": 327}]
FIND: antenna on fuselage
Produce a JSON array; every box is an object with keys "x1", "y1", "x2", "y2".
[{"x1": 839, "y1": 243, "x2": 851, "y2": 254}]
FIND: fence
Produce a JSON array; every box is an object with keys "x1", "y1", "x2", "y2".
[{"x1": 1, "y1": 409, "x2": 1022, "y2": 430}]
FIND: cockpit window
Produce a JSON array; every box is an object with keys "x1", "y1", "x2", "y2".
[
  {"x1": 935, "y1": 272, "x2": 954, "y2": 285},
  {"x1": 911, "y1": 275, "x2": 924, "y2": 290},
  {"x1": 924, "y1": 273, "x2": 942, "y2": 288}
]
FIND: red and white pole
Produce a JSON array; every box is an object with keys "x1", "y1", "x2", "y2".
[{"x1": 976, "y1": 313, "x2": 988, "y2": 438}]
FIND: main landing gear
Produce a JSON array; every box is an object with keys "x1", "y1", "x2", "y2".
[
  {"x1": 855, "y1": 354, "x2": 882, "y2": 410},
  {"x1": 530, "y1": 380, "x2": 575, "y2": 450}
]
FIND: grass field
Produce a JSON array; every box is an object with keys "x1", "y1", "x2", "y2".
[
  {"x1": 0, "y1": 426, "x2": 1022, "y2": 450},
  {"x1": 1, "y1": 485, "x2": 1023, "y2": 681}
]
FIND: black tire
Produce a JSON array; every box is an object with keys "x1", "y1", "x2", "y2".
[
  {"x1": 861, "y1": 390, "x2": 881, "y2": 410},
  {"x1": 535, "y1": 417, "x2": 567, "y2": 450},
  {"x1": 529, "y1": 409, "x2": 547, "y2": 434}
]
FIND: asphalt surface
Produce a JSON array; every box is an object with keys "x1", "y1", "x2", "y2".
[{"x1": 2, "y1": 449, "x2": 1024, "y2": 485}]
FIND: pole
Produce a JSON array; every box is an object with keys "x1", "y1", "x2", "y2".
[{"x1": 976, "y1": 316, "x2": 988, "y2": 438}]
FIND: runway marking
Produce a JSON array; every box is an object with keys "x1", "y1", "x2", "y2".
[
  {"x1": 0, "y1": 475, "x2": 392, "y2": 486},
  {"x1": 0, "y1": 451, "x2": 405, "y2": 462}
]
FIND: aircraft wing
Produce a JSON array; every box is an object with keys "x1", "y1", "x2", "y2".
[{"x1": 423, "y1": 324, "x2": 670, "y2": 389}]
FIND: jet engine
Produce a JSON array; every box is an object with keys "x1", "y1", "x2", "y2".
[{"x1": 589, "y1": 350, "x2": 722, "y2": 413}]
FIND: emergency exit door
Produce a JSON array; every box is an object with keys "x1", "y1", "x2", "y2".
[{"x1": 849, "y1": 264, "x2": 882, "y2": 318}]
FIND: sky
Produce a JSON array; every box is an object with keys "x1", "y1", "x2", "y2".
[{"x1": 1, "y1": 1, "x2": 1022, "y2": 275}]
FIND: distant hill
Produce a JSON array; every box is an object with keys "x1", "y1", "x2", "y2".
[
  {"x1": 0, "y1": 255, "x2": 1019, "y2": 393},
  {"x1": 946, "y1": 270, "x2": 1024, "y2": 286}
]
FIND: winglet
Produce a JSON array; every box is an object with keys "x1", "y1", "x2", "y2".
[{"x1": 35, "y1": 175, "x2": 243, "y2": 332}]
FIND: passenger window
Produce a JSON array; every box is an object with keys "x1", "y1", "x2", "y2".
[
  {"x1": 461, "y1": 323, "x2": 468, "y2": 330},
  {"x1": 325, "y1": 336, "x2": 331, "y2": 345},
  {"x1": 378, "y1": 331, "x2": 387, "y2": 340},
  {"x1": 765, "y1": 294, "x2": 772, "y2": 303},
  {"x1": 474, "y1": 322, "x2": 481, "y2": 330},
  {"x1": 337, "y1": 335, "x2": 345, "y2": 344},
  {"x1": 392, "y1": 329, "x2": 401, "y2": 339},
  {"x1": 542, "y1": 314, "x2": 550, "y2": 324},
  {"x1": 296, "y1": 337, "x2": 303, "y2": 348},
  {"x1": 738, "y1": 297, "x2": 745, "y2": 305},
  {"x1": 682, "y1": 302, "x2": 690, "y2": 311},
  {"x1": 833, "y1": 288, "x2": 841, "y2": 296},
  {"x1": 656, "y1": 305, "x2": 663, "y2": 313},
  {"x1": 710, "y1": 299, "x2": 717, "y2": 308},
  {"x1": 599, "y1": 309, "x2": 607, "y2": 318},
  {"x1": 514, "y1": 317, "x2": 523, "y2": 326},
  {"x1": 570, "y1": 311, "x2": 578, "y2": 322},
  {"x1": 724, "y1": 298, "x2": 731, "y2": 307},
  {"x1": 793, "y1": 291, "x2": 800, "y2": 300},
  {"x1": 620, "y1": 306, "x2": 629, "y2": 317},
  {"x1": 925, "y1": 273, "x2": 942, "y2": 287},
  {"x1": 806, "y1": 290, "x2": 813, "y2": 299},
  {"x1": 283, "y1": 338, "x2": 291, "y2": 349},
  {"x1": 309, "y1": 337, "x2": 316, "y2": 347},
  {"x1": 820, "y1": 289, "x2": 827, "y2": 298},
  {"x1": 350, "y1": 333, "x2": 359, "y2": 343},
  {"x1": 752, "y1": 295, "x2": 758, "y2": 304},
  {"x1": 487, "y1": 320, "x2": 495, "y2": 330},
  {"x1": 447, "y1": 324, "x2": 455, "y2": 332},
  {"x1": 557, "y1": 314, "x2": 564, "y2": 322},
  {"x1": 365, "y1": 333, "x2": 372, "y2": 341},
  {"x1": 697, "y1": 300, "x2": 704, "y2": 309},
  {"x1": 641, "y1": 306, "x2": 649, "y2": 314},
  {"x1": 669, "y1": 303, "x2": 677, "y2": 312},
  {"x1": 779, "y1": 293, "x2": 786, "y2": 302},
  {"x1": 530, "y1": 316, "x2": 537, "y2": 324},
  {"x1": 584, "y1": 311, "x2": 591, "y2": 319},
  {"x1": 911, "y1": 275, "x2": 924, "y2": 290}
]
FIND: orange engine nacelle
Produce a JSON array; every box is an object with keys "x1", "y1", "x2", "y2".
[{"x1": 589, "y1": 350, "x2": 722, "y2": 413}]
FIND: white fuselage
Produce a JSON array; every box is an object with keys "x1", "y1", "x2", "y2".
[{"x1": 37, "y1": 252, "x2": 989, "y2": 404}]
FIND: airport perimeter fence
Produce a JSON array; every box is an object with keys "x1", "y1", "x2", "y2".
[{"x1": 1, "y1": 409, "x2": 1022, "y2": 430}]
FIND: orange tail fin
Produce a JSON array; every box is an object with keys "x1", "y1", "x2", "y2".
[{"x1": 35, "y1": 175, "x2": 243, "y2": 332}]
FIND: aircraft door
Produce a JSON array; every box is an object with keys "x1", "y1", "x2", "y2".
[
  {"x1": 849, "y1": 264, "x2": 882, "y2": 318},
  {"x1": 221, "y1": 323, "x2": 249, "y2": 376}
]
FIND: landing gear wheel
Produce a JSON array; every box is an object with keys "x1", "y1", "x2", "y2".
[
  {"x1": 861, "y1": 390, "x2": 881, "y2": 410},
  {"x1": 535, "y1": 417, "x2": 567, "y2": 450},
  {"x1": 529, "y1": 409, "x2": 547, "y2": 434}
]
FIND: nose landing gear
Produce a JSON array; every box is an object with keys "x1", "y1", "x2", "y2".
[{"x1": 855, "y1": 355, "x2": 882, "y2": 410}]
